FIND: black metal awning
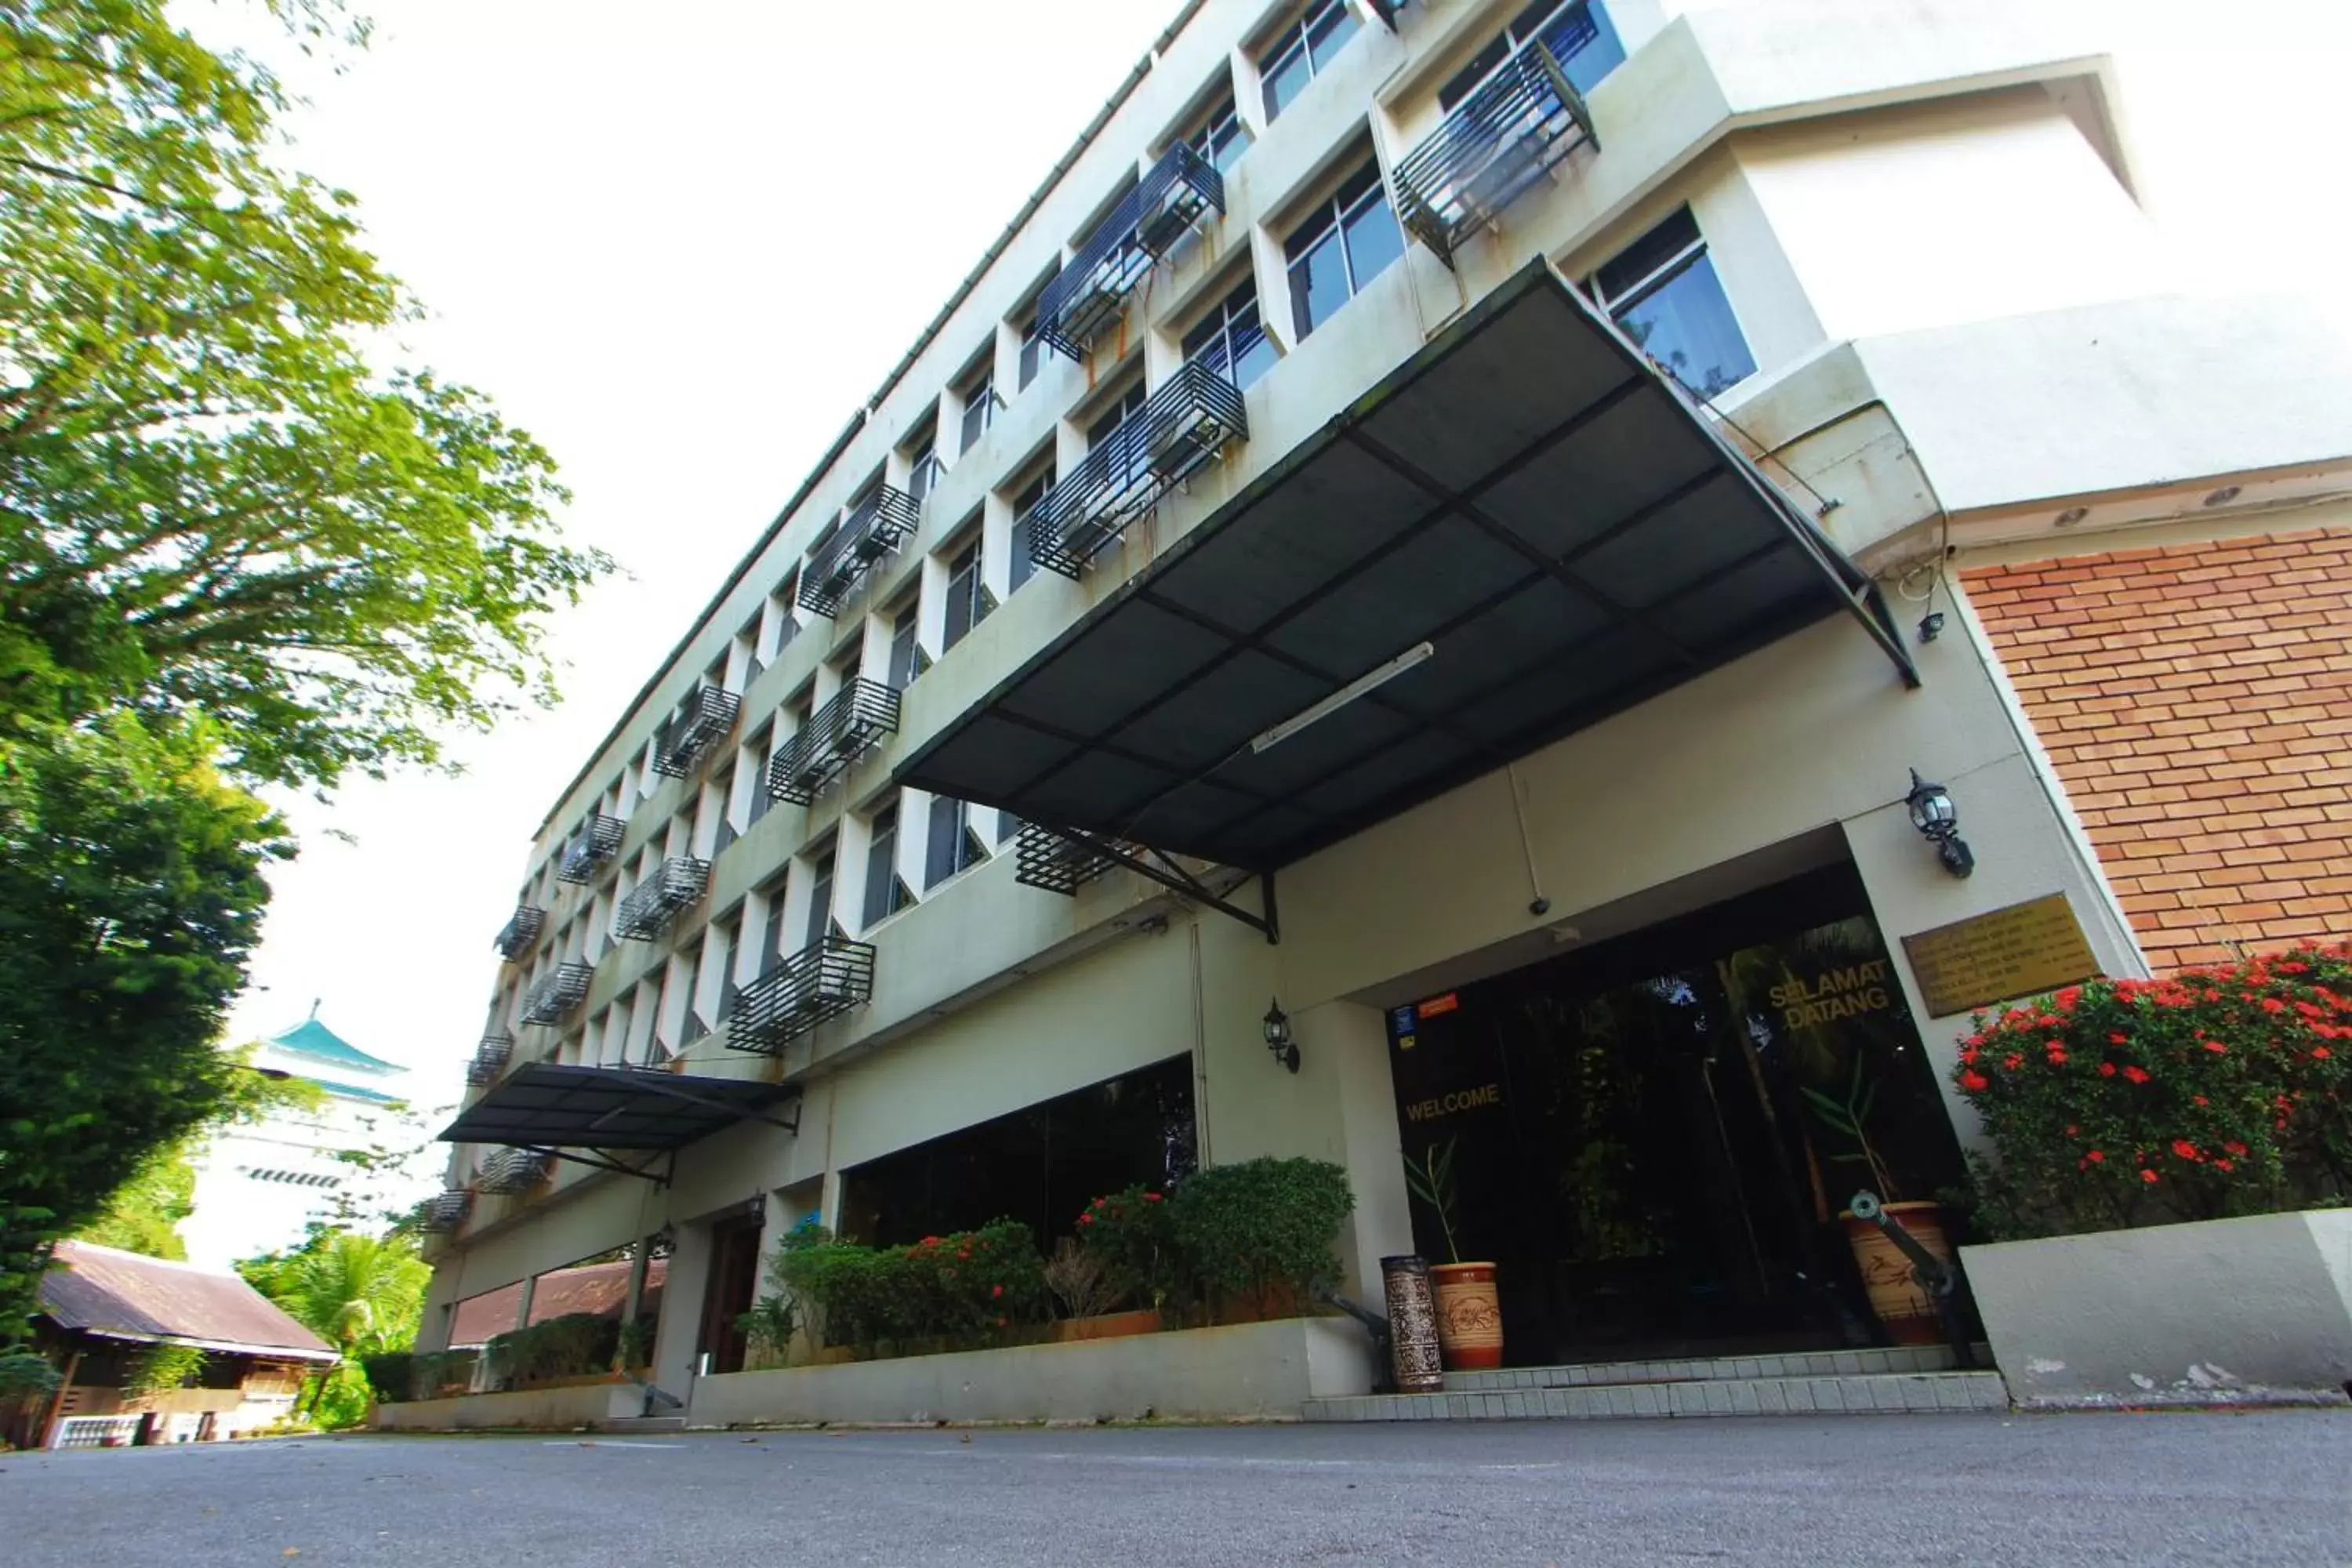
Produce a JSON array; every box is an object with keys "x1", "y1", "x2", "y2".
[
  {"x1": 438, "y1": 1063, "x2": 800, "y2": 1181},
  {"x1": 896, "y1": 260, "x2": 1915, "y2": 876}
]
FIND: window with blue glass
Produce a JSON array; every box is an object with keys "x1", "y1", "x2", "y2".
[
  {"x1": 1185, "y1": 90, "x2": 1252, "y2": 178},
  {"x1": 1285, "y1": 159, "x2": 1404, "y2": 341},
  {"x1": 1258, "y1": 0, "x2": 1359, "y2": 123},
  {"x1": 1181, "y1": 278, "x2": 1276, "y2": 393},
  {"x1": 1591, "y1": 207, "x2": 1755, "y2": 400},
  {"x1": 1007, "y1": 465, "x2": 1051, "y2": 593},
  {"x1": 1439, "y1": 0, "x2": 1624, "y2": 111}
]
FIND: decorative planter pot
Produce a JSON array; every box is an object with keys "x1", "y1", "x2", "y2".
[
  {"x1": 1962, "y1": 1208, "x2": 2352, "y2": 1409},
  {"x1": 1054, "y1": 1308, "x2": 1164, "y2": 1344},
  {"x1": 1429, "y1": 1261, "x2": 1504, "y2": 1370},
  {"x1": 1838, "y1": 1200, "x2": 1955, "y2": 1345},
  {"x1": 1380, "y1": 1255, "x2": 1445, "y2": 1393}
]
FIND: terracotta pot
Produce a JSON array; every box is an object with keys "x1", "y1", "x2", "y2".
[
  {"x1": 1053, "y1": 1308, "x2": 1164, "y2": 1345},
  {"x1": 1838, "y1": 1200, "x2": 1956, "y2": 1345},
  {"x1": 1429, "y1": 1261, "x2": 1504, "y2": 1370}
]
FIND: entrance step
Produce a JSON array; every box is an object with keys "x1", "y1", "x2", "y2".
[
  {"x1": 1304, "y1": 1367, "x2": 2007, "y2": 1424},
  {"x1": 592, "y1": 1415, "x2": 686, "y2": 1434},
  {"x1": 1444, "y1": 1342, "x2": 1987, "y2": 1393}
]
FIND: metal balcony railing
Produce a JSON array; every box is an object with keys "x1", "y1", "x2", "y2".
[
  {"x1": 494, "y1": 906, "x2": 546, "y2": 961},
  {"x1": 466, "y1": 1032, "x2": 515, "y2": 1087},
  {"x1": 612, "y1": 856, "x2": 710, "y2": 942},
  {"x1": 724, "y1": 933, "x2": 877, "y2": 1056},
  {"x1": 797, "y1": 486, "x2": 920, "y2": 617},
  {"x1": 478, "y1": 1147, "x2": 553, "y2": 1196},
  {"x1": 1033, "y1": 361, "x2": 1246, "y2": 578},
  {"x1": 652, "y1": 685, "x2": 742, "y2": 779},
  {"x1": 557, "y1": 814, "x2": 626, "y2": 884},
  {"x1": 419, "y1": 1189, "x2": 473, "y2": 1232},
  {"x1": 519, "y1": 960, "x2": 596, "y2": 1025},
  {"x1": 1038, "y1": 143, "x2": 1225, "y2": 361},
  {"x1": 1391, "y1": 42, "x2": 1598, "y2": 265},
  {"x1": 1012, "y1": 822, "x2": 1129, "y2": 895},
  {"x1": 765, "y1": 677, "x2": 901, "y2": 806}
]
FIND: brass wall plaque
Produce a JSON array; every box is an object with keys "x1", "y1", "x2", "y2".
[{"x1": 1899, "y1": 893, "x2": 2102, "y2": 1019}]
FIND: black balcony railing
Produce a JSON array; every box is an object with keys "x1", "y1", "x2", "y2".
[
  {"x1": 1012, "y1": 822, "x2": 1130, "y2": 895},
  {"x1": 798, "y1": 486, "x2": 920, "y2": 617},
  {"x1": 477, "y1": 1147, "x2": 552, "y2": 1196},
  {"x1": 1392, "y1": 43, "x2": 1598, "y2": 265},
  {"x1": 765, "y1": 677, "x2": 901, "y2": 806},
  {"x1": 1032, "y1": 361, "x2": 1246, "y2": 578},
  {"x1": 494, "y1": 905, "x2": 546, "y2": 961},
  {"x1": 612, "y1": 856, "x2": 710, "y2": 942},
  {"x1": 652, "y1": 685, "x2": 742, "y2": 779},
  {"x1": 1038, "y1": 143, "x2": 1225, "y2": 361},
  {"x1": 466, "y1": 1032, "x2": 515, "y2": 1087},
  {"x1": 557, "y1": 814, "x2": 626, "y2": 884},
  {"x1": 519, "y1": 960, "x2": 595, "y2": 1025},
  {"x1": 724, "y1": 933, "x2": 877, "y2": 1056},
  {"x1": 419, "y1": 1189, "x2": 473, "y2": 1232}
]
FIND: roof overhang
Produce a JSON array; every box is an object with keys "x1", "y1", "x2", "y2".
[
  {"x1": 897, "y1": 260, "x2": 1915, "y2": 873},
  {"x1": 437, "y1": 1062, "x2": 801, "y2": 1167},
  {"x1": 64, "y1": 1327, "x2": 340, "y2": 1364}
]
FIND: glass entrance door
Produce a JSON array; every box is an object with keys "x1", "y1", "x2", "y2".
[{"x1": 1386, "y1": 862, "x2": 1964, "y2": 1366}]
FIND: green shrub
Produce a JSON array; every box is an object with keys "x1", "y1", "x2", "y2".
[
  {"x1": 776, "y1": 1220, "x2": 1049, "y2": 1354},
  {"x1": 123, "y1": 1342, "x2": 205, "y2": 1398},
  {"x1": 0, "y1": 1350, "x2": 60, "y2": 1403},
  {"x1": 358, "y1": 1351, "x2": 416, "y2": 1403},
  {"x1": 1167, "y1": 1157, "x2": 1353, "y2": 1319},
  {"x1": 483, "y1": 1312, "x2": 617, "y2": 1386},
  {"x1": 1074, "y1": 1184, "x2": 1178, "y2": 1310},
  {"x1": 1955, "y1": 942, "x2": 2352, "y2": 1239}
]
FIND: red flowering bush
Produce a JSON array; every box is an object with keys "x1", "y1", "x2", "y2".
[
  {"x1": 777, "y1": 1218, "x2": 1046, "y2": 1354},
  {"x1": 1955, "y1": 942, "x2": 2352, "y2": 1239},
  {"x1": 1074, "y1": 1184, "x2": 1177, "y2": 1311}
]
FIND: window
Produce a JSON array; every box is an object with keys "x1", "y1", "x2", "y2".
[
  {"x1": 1182, "y1": 278, "x2": 1276, "y2": 392},
  {"x1": 1185, "y1": 90, "x2": 1251, "y2": 177},
  {"x1": 1590, "y1": 207, "x2": 1755, "y2": 399},
  {"x1": 1259, "y1": 0, "x2": 1359, "y2": 123},
  {"x1": 678, "y1": 940, "x2": 706, "y2": 1043},
  {"x1": 1087, "y1": 381, "x2": 1145, "y2": 449},
  {"x1": 862, "y1": 804, "x2": 911, "y2": 927},
  {"x1": 1018, "y1": 309, "x2": 1047, "y2": 392},
  {"x1": 760, "y1": 878, "x2": 789, "y2": 967},
  {"x1": 958, "y1": 364, "x2": 996, "y2": 454},
  {"x1": 804, "y1": 848, "x2": 836, "y2": 949},
  {"x1": 709, "y1": 771, "x2": 737, "y2": 858},
  {"x1": 1087, "y1": 379, "x2": 1151, "y2": 497},
  {"x1": 711, "y1": 919, "x2": 741, "y2": 1025},
  {"x1": 1438, "y1": 0, "x2": 1624, "y2": 111},
  {"x1": 942, "y1": 534, "x2": 986, "y2": 652},
  {"x1": 906, "y1": 431, "x2": 942, "y2": 506},
  {"x1": 1285, "y1": 159, "x2": 1403, "y2": 340},
  {"x1": 1009, "y1": 466, "x2": 1052, "y2": 593},
  {"x1": 745, "y1": 723, "x2": 775, "y2": 827},
  {"x1": 885, "y1": 601, "x2": 920, "y2": 691},
  {"x1": 926, "y1": 794, "x2": 985, "y2": 889}
]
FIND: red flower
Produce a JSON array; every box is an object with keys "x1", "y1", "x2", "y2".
[
  {"x1": 1960, "y1": 1071, "x2": 1990, "y2": 1092},
  {"x1": 2055, "y1": 988, "x2": 2082, "y2": 1010},
  {"x1": 2099, "y1": 1063, "x2": 2118, "y2": 1079},
  {"x1": 992, "y1": 1283, "x2": 1004, "y2": 1299},
  {"x1": 1076, "y1": 1214, "x2": 1093, "y2": 1226},
  {"x1": 2084, "y1": 1149, "x2": 2105, "y2": 1164},
  {"x1": 2315, "y1": 1047, "x2": 2333, "y2": 1061},
  {"x1": 2124, "y1": 1065, "x2": 2151, "y2": 1085},
  {"x1": 2224, "y1": 1142, "x2": 2248, "y2": 1156},
  {"x1": 1959, "y1": 1047, "x2": 1980, "y2": 1066},
  {"x1": 2065, "y1": 1124, "x2": 2079, "y2": 1137},
  {"x1": 2108, "y1": 1033, "x2": 2129, "y2": 1045},
  {"x1": 1142, "y1": 1192, "x2": 1162, "y2": 1203},
  {"x1": 2213, "y1": 1158, "x2": 2235, "y2": 1173},
  {"x1": 2202, "y1": 1041, "x2": 2228, "y2": 1055},
  {"x1": 2045, "y1": 1047, "x2": 2069, "y2": 1066},
  {"x1": 2004, "y1": 1054, "x2": 2025, "y2": 1071},
  {"x1": 2170, "y1": 1139, "x2": 2200, "y2": 1161},
  {"x1": 2141, "y1": 1169, "x2": 2160, "y2": 1185}
]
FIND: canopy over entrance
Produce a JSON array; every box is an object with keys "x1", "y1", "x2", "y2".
[
  {"x1": 438, "y1": 1062, "x2": 800, "y2": 1181},
  {"x1": 898, "y1": 261, "x2": 1913, "y2": 874}
]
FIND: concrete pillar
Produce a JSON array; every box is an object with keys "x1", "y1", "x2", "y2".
[
  {"x1": 511, "y1": 1272, "x2": 536, "y2": 1331},
  {"x1": 1305, "y1": 999, "x2": 1416, "y2": 1308}
]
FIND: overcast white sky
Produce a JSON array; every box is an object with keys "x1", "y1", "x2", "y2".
[{"x1": 208, "y1": 0, "x2": 2350, "y2": 1105}]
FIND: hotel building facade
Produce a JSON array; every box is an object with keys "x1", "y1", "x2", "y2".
[{"x1": 416, "y1": 0, "x2": 2352, "y2": 1408}]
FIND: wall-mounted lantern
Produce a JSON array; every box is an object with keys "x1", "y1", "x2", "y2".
[
  {"x1": 1262, "y1": 998, "x2": 1299, "y2": 1074},
  {"x1": 1906, "y1": 768, "x2": 1976, "y2": 879}
]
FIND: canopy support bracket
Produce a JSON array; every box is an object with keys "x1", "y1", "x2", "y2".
[
  {"x1": 514, "y1": 1145, "x2": 673, "y2": 1187},
  {"x1": 612, "y1": 1068, "x2": 804, "y2": 1136},
  {"x1": 1048, "y1": 824, "x2": 1279, "y2": 944}
]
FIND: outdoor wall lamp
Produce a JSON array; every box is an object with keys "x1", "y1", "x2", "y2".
[
  {"x1": 1906, "y1": 768, "x2": 1976, "y2": 879},
  {"x1": 1262, "y1": 998, "x2": 1300, "y2": 1074}
]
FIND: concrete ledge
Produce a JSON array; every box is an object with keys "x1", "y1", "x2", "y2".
[
  {"x1": 372, "y1": 1382, "x2": 617, "y2": 1432},
  {"x1": 1963, "y1": 1208, "x2": 2352, "y2": 1409},
  {"x1": 685, "y1": 1317, "x2": 1376, "y2": 1428}
]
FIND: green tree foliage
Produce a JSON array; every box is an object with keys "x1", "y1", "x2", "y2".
[
  {"x1": 71, "y1": 1142, "x2": 195, "y2": 1259},
  {"x1": 241, "y1": 1225, "x2": 428, "y2": 1426},
  {"x1": 0, "y1": 0, "x2": 608, "y2": 1334},
  {"x1": 0, "y1": 0, "x2": 605, "y2": 784},
  {"x1": 0, "y1": 717, "x2": 283, "y2": 1327}
]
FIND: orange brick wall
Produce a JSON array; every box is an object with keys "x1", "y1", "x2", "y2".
[{"x1": 1960, "y1": 528, "x2": 2352, "y2": 971}]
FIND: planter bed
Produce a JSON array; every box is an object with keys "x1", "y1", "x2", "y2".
[
  {"x1": 372, "y1": 1381, "x2": 629, "y2": 1432},
  {"x1": 1962, "y1": 1208, "x2": 2352, "y2": 1409},
  {"x1": 688, "y1": 1316, "x2": 1374, "y2": 1428}
]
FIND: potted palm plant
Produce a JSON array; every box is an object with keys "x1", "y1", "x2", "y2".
[
  {"x1": 1802, "y1": 1054, "x2": 1956, "y2": 1344},
  {"x1": 1403, "y1": 1137, "x2": 1503, "y2": 1370}
]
